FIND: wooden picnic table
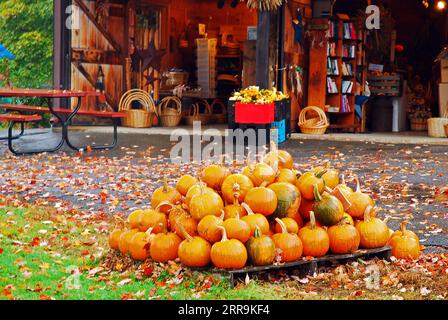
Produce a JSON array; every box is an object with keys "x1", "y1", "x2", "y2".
[{"x1": 0, "y1": 88, "x2": 125, "y2": 155}]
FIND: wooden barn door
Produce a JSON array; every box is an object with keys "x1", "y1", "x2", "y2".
[{"x1": 70, "y1": 0, "x2": 124, "y2": 113}]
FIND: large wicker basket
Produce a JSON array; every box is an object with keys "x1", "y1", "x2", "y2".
[
  {"x1": 158, "y1": 96, "x2": 182, "y2": 127},
  {"x1": 428, "y1": 118, "x2": 448, "y2": 137},
  {"x1": 119, "y1": 89, "x2": 156, "y2": 128},
  {"x1": 299, "y1": 106, "x2": 329, "y2": 135}
]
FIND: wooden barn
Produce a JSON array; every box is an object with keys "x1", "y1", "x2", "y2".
[{"x1": 53, "y1": 0, "x2": 313, "y2": 130}]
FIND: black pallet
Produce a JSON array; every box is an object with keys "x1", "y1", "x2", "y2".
[{"x1": 217, "y1": 247, "x2": 391, "y2": 287}]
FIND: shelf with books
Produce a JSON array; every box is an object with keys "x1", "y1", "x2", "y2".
[{"x1": 308, "y1": 16, "x2": 360, "y2": 131}]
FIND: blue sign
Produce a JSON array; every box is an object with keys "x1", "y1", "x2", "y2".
[{"x1": 0, "y1": 43, "x2": 15, "y2": 60}]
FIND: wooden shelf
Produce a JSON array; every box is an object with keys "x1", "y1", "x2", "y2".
[{"x1": 308, "y1": 16, "x2": 364, "y2": 131}]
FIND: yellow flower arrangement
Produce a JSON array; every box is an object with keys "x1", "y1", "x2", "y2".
[{"x1": 230, "y1": 86, "x2": 288, "y2": 104}]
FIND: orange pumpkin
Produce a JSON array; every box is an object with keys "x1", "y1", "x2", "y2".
[
  {"x1": 356, "y1": 206, "x2": 389, "y2": 249},
  {"x1": 176, "y1": 175, "x2": 198, "y2": 196},
  {"x1": 189, "y1": 186, "x2": 224, "y2": 221},
  {"x1": 389, "y1": 221, "x2": 419, "y2": 244},
  {"x1": 298, "y1": 211, "x2": 330, "y2": 257},
  {"x1": 274, "y1": 217, "x2": 299, "y2": 234},
  {"x1": 327, "y1": 220, "x2": 360, "y2": 254},
  {"x1": 343, "y1": 213, "x2": 355, "y2": 226},
  {"x1": 275, "y1": 168, "x2": 298, "y2": 185},
  {"x1": 109, "y1": 216, "x2": 127, "y2": 250},
  {"x1": 246, "y1": 227, "x2": 276, "y2": 266},
  {"x1": 168, "y1": 204, "x2": 189, "y2": 231},
  {"x1": 223, "y1": 194, "x2": 247, "y2": 220},
  {"x1": 129, "y1": 228, "x2": 155, "y2": 261},
  {"x1": 201, "y1": 164, "x2": 230, "y2": 191},
  {"x1": 185, "y1": 182, "x2": 214, "y2": 208},
  {"x1": 174, "y1": 213, "x2": 198, "y2": 239},
  {"x1": 243, "y1": 161, "x2": 276, "y2": 187},
  {"x1": 244, "y1": 183, "x2": 278, "y2": 217},
  {"x1": 150, "y1": 231, "x2": 182, "y2": 262},
  {"x1": 198, "y1": 212, "x2": 225, "y2": 244},
  {"x1": 390, "y1": 224, "x2": 420, "y2": 260},
  {"x1": 347, "y1": 177, "x2": 375, "y2": 219},
  {"x1": 313, "y1": 166, "x2": 340, "y2": 189},
  {"x1": 211, "y1": 226, "x2": 248, "y2": 269},
  {"x1": 128, "y1": 209, "x2": 143, "y2": 229},
  {"x1": 177, "y1": 223, "x2": 211, "y2": 267},
  {"x1": 296, "y1": 170, "x2": 327, "y2": 200},
  {"x1": 241, "y1": 203, "x2": 270, "y2": 236},
  {"x1": 151, "y1": 179, "x2": 182, "y2": 213},
  {"x1": 138, "y1": 207, "x2": 168, "y2": 233},
  {"x1": 118, "y1": 229, "x2": 139, "y2": 255},
  {"x1": 264, "y1": 143, "x2": 294, "y2": 170},
  {"x1": 221, "y1": 174, "x2": 254, "y2": 204},
  {"x1": 223, "y1": 213, "x2": 251, "y2": 243},
  {"x1": 272, "y1": 218, "x2": 303, "y2": 262},
  {"x1": 109, "y1": 228, "x2": 124, "y2": 250}
]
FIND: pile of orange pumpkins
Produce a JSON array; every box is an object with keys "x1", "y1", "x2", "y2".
[{"x1": 109, "y1": 148, "x2": 421, "y2": 269}]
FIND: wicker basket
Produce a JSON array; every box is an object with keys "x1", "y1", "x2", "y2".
[
  {"x1": 428, "y1": 118, "x2": 448, "y2": 138},
  {"x1": 299, "y1": 106, "x2": 329, "y2": 135},
  {"x1": 119, "y1": 89, "x2": 156, "y2": 128},
  {"x1": 183, "y1": 99, "x2": 212, "y2": 126},
  {"x1": 158, "y1": 96, "x2": 182, "y2": 127},
  {"x1": 210, "y1": 99, "x2": 227, "y2": 124}
]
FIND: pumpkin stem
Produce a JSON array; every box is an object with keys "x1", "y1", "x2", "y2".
[
  {"x1": 177, "y1": 223, "x2": 194, "y2": 242},
  {"x1": 162, "y1": 177, "x2": 169, "y2": 192},
  {"x1": 294, "y1": 170, "x2": 303, "y2": 179},
  {"x1": 315, "y1": 170, "x2": 328, "y2": 179},
  {"x1": 400, "y1": 220, "x2": 409, "y2": 233},
  {"x1": 241, "y1": 203, "x2": 255, "y2": 216},
  {"x1": 217, "y1": 226, "x2": 228, "y2": 242},
  {"x1": 275, "y1": 218, "x2": 288, "y2": 234},
  {"x1": 254, "y1": 226, "x2": 262, "y2": 238},
  {"x1": 313, "y1": 184, "x2": 322, "y2": 202},
  {"x1": 309, "y1": 211, "x2": 317, "y2": 230},
  {"x1": 364, "y1": 205, "x2": 374, "y2": 222},
  {"x1": 355, "y1": 176, "x2": 361, "y2": 193},
  {"x1": 219, "y1": 210, "x2": 225, "y2": 221},
  {"x1": 144, "y1": 227, "x2": 154, "y2": 241},
  {"x1": 260, "y1": 181, "x2": 269, "y2": 188},
  {"x1": 233, "y1": 192, "x2": 240, "y2": 206}
]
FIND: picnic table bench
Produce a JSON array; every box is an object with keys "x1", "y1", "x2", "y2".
[{"x1": 0, "y1": 88, "x2": 126, "y2": 155}]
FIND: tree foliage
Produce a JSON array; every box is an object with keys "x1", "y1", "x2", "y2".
[{"x1": 0, "y1": 0, "x2": 53, "y2": 88}]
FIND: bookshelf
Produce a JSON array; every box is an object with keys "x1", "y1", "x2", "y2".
[{"x1": 307, "y1": 17, "x2": 360, "y2": 131}]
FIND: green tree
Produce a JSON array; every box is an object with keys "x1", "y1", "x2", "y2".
[{"x1": 0, "y1": 0, "x2": 53, "y2": 88}]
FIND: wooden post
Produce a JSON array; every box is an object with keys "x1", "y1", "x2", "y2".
[{"x1": 256, "y1": 10, "x2": 270, "y2": 89}]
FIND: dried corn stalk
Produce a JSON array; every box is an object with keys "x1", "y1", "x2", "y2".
[{"x1": 243, "y1": 0, "x2": 285, "y2": 11}]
